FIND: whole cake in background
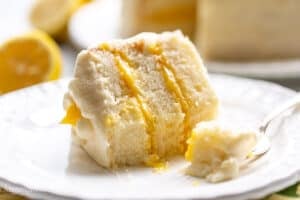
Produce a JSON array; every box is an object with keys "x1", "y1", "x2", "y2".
[
  {"x1": 62, "y1": 31, "x2": 219, "y2": 168},
  {"x1": 121, "y1": 0, "x2": 300, "y2": 60},
  {"x1": 121, "y1": 0, "x2": 196, "y2": 39},
  {"x1": 196, "y1": 0, "x2": 300, "y2": 60}
]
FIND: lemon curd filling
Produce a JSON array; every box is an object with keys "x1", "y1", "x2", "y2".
[
  {"x1": 104, "y1": 115, "x2": 115, "y2": 127},
  {"x1": 62, "y1": 104, "x2": 116, "y2": 128},
  {"x1": 184, "y1": 130, "x2": 197, "y2": 161},
  {"x1": 145, "y1": 154, "x2": 168, "y2": 171},
  {"x1": 99, "y1": 43, "x2": 157, "y2": 161},
  {"x1": 148, "y1": 44, "x2": 190, "y2": 149},
  {"x1": 61, "y1": 103, "x2": 81, "y2": 125},
  {"x1": 113, "y1": 56, "x2": 155, "y2": 134}
]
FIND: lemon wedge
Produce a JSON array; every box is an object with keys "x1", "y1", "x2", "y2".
[
  {"x1": 0, "y1": 30, "x2": 62, "y2": 94},
  {"x1": 30, "y1": 0, "x2": 93, "y2": 40}
]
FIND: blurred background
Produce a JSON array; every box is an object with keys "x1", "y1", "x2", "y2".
[
  {"x1": 0, "y1": 0, "x2": 299, "y2": 198},
  {"x1": 0, "y1": 0, "x2": 300, "y2": 96}
]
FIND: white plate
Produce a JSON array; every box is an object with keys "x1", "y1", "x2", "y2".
[
  {"x1": 0, "y1": 75, "x2": 300, "y2": 200},
  {"x1": 68, "y1": 0, "x2": 122, "y2": 49}
]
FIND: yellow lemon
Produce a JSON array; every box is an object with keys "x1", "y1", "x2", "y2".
[
  {"x1": 0, "y1": 30, "x2": 62, "y2": 94},
  {"x1": 30, "y1": 0, "x2": 93, "y2": 41}
]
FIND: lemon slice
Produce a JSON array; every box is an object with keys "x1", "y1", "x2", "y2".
[
  {"x1": 30, "y1": 0, "x2": 93, "y2": 40},
  {"x1": 0, "y1": 30, "x2": 62, "y2": 94}
]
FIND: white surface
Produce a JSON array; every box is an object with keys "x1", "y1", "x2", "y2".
[
  {"x1": 0, "y1": 0, "x2": 33, "y2": 42},
  {"x1": 0, "y1": 75, "x2": 299, "y2": 200}
]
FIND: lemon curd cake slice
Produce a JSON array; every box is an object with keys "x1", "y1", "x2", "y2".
[{"x1": 62, "y1": 31, "x2": 218, "y2": 168}]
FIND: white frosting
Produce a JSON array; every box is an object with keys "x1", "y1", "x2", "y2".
[
  {"x1": 64, "y1": 51, "x2": 115, "y2": 168},
  {"x1": 72, "y1": 117, "x2": 111, "y2": 167}
]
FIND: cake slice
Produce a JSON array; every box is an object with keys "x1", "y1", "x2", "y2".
[
  {"x1": 185, "y1": 121, "x2": 257, "y2": 182},
  {"x1": 197, "y1": 0, "x2": 300, "y2": 60},
  {"x1": 62, "y1": 31, "x2": 218, "y2": 168},
  {"x1": 121, "y1": 0, "x2": 196, "y2": 39}
]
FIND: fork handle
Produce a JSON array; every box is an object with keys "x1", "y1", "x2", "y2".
[{"x1": 260, "y1": 93, "x2": 300, "y2": 133}]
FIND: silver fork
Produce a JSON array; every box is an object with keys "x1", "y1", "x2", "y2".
[{"x1": 251, "y1": 93, "x2": 300, "y2": 159}]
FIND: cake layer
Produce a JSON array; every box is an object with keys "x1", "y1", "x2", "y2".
[
  {"x1": 63, "y1": 31, "x2": 218, "y2": 168},
  {"x1": 122, "y1": 0, "x2": 196, "y2": 39},
  {"x1": 197, "y1": 0, "x2": 300, "y2": 60}
]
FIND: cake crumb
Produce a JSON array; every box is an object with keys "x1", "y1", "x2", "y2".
[{"x1": 185, "y1": 121, "x2": 257, "y2": 183}]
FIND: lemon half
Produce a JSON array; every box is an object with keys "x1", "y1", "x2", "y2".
[
  {"x1": 30, "y1": 0, "x2": 93, "y2": 40},
  {"x1": 0, "y1": 30, "x2": 62, "y2": 94}
]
